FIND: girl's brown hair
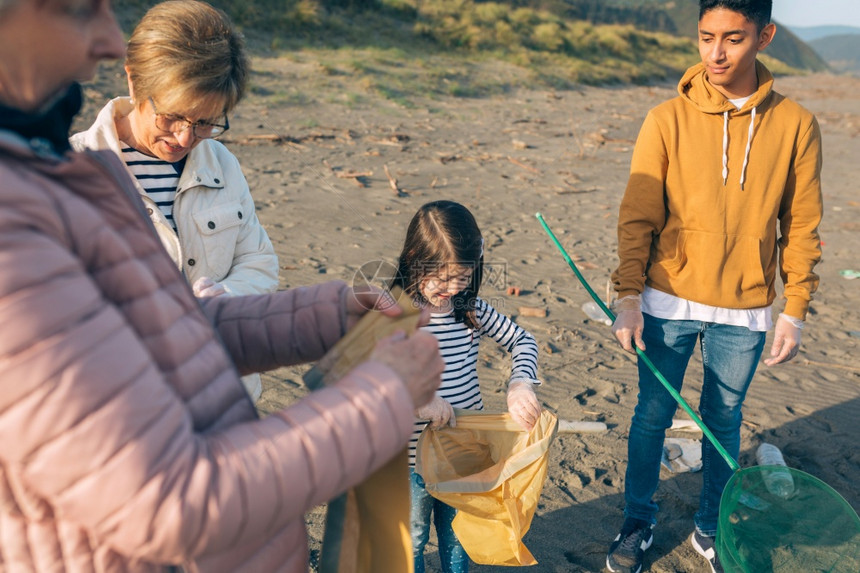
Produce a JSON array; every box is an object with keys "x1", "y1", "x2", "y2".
[
  {"x1": 125, "y1": 0, "x2": 248, "y2": 116},
  {"x1": 392, "y1": 200, "x2": 484, "y2": 329}
]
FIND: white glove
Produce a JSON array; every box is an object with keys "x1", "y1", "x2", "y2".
[
  {"x1": 507, "y1": 380, "x2": 541, "y2": 431},
  {"x1": 416, "y1": 395, "x2": 455, "y2": 428},
  {"x1": 192, "y1": 276, "x2": 227, "y2": 298},
  {"x1": 764, "y1": 313, "x2": 803, "y2": 366},
  {"x1": 611, "y1": 295, "x2": 645, "y2": 354}
]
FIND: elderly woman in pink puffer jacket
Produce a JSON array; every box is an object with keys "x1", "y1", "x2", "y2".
[{"x1": 0, "y1": 1, "x2": 443, "y2": 571}]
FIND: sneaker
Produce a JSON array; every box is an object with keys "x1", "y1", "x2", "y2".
[
  {"x1": 690, "y1": 531, "x2": 724, "y2": 573},
  {"x1": 606, "y1": 518, "x2": 654, "y2": 573}
]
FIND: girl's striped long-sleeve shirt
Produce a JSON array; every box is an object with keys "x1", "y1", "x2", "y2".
[{"x1": 409, "y1": 297, "x2": 539, "y2": 467}]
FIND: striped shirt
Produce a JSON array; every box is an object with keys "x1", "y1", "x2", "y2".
[
  {"x1": 409, "y1": 297, "x2": 539, "y2": 467},
  {"x1": 120, "y1": 145, "x2": 185, "y2": 231}
]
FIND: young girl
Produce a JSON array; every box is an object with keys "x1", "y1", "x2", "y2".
[{"x1": 392, "y1": 200, "x2": 542, "y2": 573}]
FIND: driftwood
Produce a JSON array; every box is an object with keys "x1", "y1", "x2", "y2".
[
  {"x1": 518, "y1": 306, "x2": 547, "y2": 318},
  {"x1": 366, "y1": 134, "x2": 410, "y2": 147},
  {"x1": 507, "y1": 155, "x2": 541, "y2": 174},
  {"x1": 323, "y1": 159, "x2": 372, "y2": 188},
  {"x1": 383, "y1": 164, "x2": 402, "y2": 196},
  {"x1": 802, "y1": 358, "x2": 860, "y2": 373},
  {"x1": 221, "y1": 133, "x2": 304, "y2": 149}
]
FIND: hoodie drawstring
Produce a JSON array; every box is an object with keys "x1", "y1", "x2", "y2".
[
  {"x1": 721, "y1": 107, "x2": 757, "y2": 190},
  {"x1": 721, "y1": 111, "x2": 729, "y2": 185},
  {"x1": 739, "y1": 107, "x2": 756, "y2": 190}
]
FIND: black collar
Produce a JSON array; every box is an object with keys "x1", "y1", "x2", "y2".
[{"x1": 0, "y1": 83, "x2": 82, "y2": 154}]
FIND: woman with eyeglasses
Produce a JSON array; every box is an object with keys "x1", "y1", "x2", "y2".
[{"x1": 72, "y1": 0, "x2": 277, "y2": 402}]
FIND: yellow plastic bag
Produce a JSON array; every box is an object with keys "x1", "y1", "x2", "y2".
[{"x1": 416, "y1": 410, "x2": 558, "y2": 566}]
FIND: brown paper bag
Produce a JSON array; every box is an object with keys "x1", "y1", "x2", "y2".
[{"x1": 306, "y1": 287, "x2": 420, "y2": 573}]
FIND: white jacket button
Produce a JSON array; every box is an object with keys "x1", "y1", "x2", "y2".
[
  {"x1": 238, "y1": 211, "x2": 243, "y2": 219},
  {"x1": 208, "y1": 221, "x2": 216, "y2": 229},
  {"x1": 188, "y1": 258, "x2": 196, "y2": 266}
]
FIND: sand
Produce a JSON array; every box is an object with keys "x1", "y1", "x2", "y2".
[{"x1": 76, "y1": 61, "x2": 860, "y2": 572}]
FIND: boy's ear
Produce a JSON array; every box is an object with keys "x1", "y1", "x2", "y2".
[{"x1": 758, "y1": 22, "x2": 776, "y2": 51}]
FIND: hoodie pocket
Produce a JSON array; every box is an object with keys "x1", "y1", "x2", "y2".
[
  {"x1": 191, "y1": 202, "x2": 244, "y2": 279},
  {"x1": 652, "y1": 229, "x2": 769, "y2": 308}
]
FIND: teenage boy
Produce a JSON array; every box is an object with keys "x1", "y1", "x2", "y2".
[{"x1": 606, "y1": 1, "x2": 823, "y2": 572}]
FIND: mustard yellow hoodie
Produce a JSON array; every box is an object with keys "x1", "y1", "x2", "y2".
[{"x1": 612, "y1": 60, "x2": 822, "y2": 320}]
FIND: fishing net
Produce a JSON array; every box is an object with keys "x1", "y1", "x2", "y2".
[
  {"x1": 536, "y1": 213, "x2": 860, "y2": 573},
  {"x1": 717, "y1": 466, "x2": 860, "y2": 572}
]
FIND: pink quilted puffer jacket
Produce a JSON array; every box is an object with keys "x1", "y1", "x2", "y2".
[{"x1": 0, "y1": 131, "x2": 415, "y2": 572}]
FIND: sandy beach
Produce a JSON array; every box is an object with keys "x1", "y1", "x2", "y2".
[{"x1": 77, "y1": 59, "x2": 860, "y2": 572}]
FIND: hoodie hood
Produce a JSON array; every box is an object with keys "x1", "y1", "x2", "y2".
[
  {"x1": 677, "y1": 60, "x2": 774, "y2": 189},
  {"x1": 678, "y1": 60, "x2": 774, "y2": 114}
]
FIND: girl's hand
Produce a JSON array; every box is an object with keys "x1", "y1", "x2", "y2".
[
  {"x1": 415, "y1": 395, "x2": 456, "y2": 428},
  {"x1": 507, "y1": 381, "x2": 541, "y2": 430}
]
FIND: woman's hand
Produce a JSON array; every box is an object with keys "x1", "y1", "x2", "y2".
[
  {"x1": 371, "y1": 330, "x2": 443, "y2": 409},
  {"x1": 192, "y1": 276, "x2": 227, "y2": 298},
  {"x1": 344, "y1": 285, "x2": 430, "y2": 331}
]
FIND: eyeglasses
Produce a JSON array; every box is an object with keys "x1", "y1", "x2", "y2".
[{"x1": 149, "y1": 97, "x2": 229, "y2": 139}]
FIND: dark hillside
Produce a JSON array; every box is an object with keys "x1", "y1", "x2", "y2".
[
  {"x1": 809, "y1": 34, "x2": 860, "y2": 76},
  {"x1": 768, "y1": 25, "x2": 830, "y2": 73},
  {"x1": 789, "y1": 25, "x2": 860, "y2": 43}
]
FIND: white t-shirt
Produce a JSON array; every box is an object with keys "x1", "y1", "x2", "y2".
[
  {"x1": 729, "y1": 95, "x2": 753, "y2": 110},
  {"x1": 641, "y1": 286, "x2": 772, "y2": 332}
]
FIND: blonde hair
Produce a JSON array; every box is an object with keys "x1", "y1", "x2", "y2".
[{"x1": 125, "y1": 0, "x2": 248, "y2": 116}]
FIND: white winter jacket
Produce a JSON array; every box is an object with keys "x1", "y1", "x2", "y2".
[
  {"x1": 71, "y1": 97, "x2": 279, "y2": 297},
  {"x1": 72, "y1": 97, "x2": 279, "y2": 401}
]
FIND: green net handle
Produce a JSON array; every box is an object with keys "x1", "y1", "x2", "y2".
[{"x1": 536, "y1": 213, "x2": 740, "y2": 473}]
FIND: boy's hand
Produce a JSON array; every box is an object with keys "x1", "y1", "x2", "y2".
[
  {"x1": 764, "y1": 313, "x2": 803, "y2": 366},
  {"x1": 611, "y1": 295, "x2": 645, "y2": 353}
]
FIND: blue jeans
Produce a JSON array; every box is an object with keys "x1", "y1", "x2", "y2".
[
  {"x1": 410, "y1": 468, "x2": 469, "y2": 573},
  {"x1": 624, "y1": 314, "x2": 765, "y2": 537}
]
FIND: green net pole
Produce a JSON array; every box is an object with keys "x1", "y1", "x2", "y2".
[{"x1": 536, "y1": 213, "x2": 740, "y2": 473}]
